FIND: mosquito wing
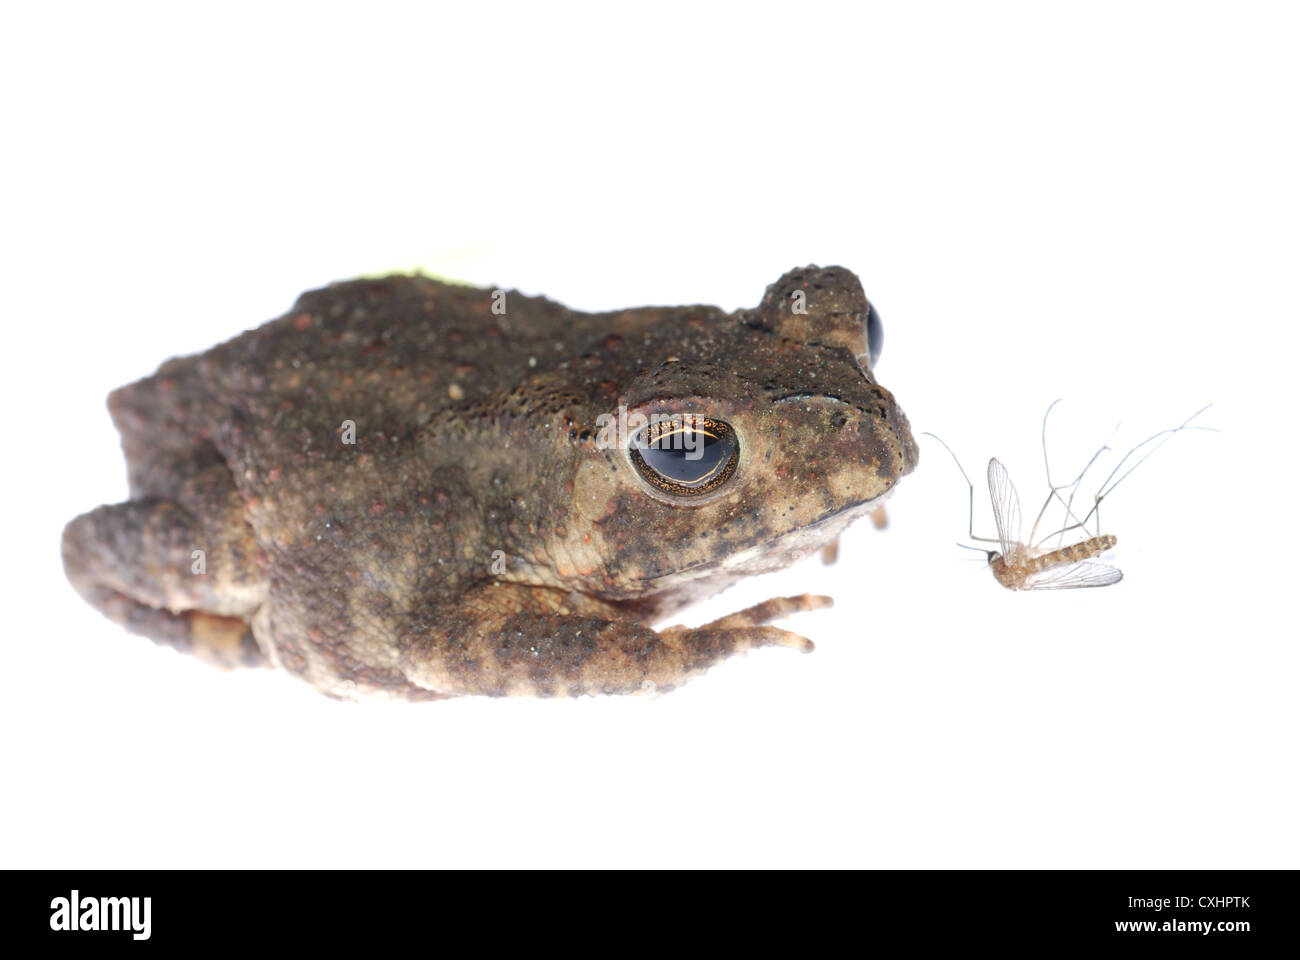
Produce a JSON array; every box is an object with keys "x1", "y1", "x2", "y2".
[
  {"x1": 1024, "y1": 560, "x2": 1124, "y2": 591},
  {"x1": 986, "y1": 458, "x2": 1022, "y2": 557}
]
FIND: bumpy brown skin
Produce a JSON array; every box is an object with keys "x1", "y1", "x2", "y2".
[{"x1": 62, "y1": 266, "x2": 918, "y2": 700}]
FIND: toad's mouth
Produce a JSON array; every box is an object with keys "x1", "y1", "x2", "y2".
[{"x1": 630, "y1": 482, "x2": 899, "y2": 596}]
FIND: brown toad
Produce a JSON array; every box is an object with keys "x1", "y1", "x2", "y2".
[{"x1": 62, "y1": 266, "x2": 917, "y2": 700}]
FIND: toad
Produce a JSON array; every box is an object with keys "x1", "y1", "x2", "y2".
[{"x1": 62, "y1": 266, "x2": 917, "y2": 699}]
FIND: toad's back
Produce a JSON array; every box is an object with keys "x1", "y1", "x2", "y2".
[{"x1": 107, "y1": 276, "x2": 658, "y2": 498}]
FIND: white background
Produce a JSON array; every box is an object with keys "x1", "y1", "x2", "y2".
[{"x1": 3, "y1": 2, "x2": 1296, "y2": 868}]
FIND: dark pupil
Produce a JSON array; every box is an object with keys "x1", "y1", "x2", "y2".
[
  {"x1": 643, "y1": 429, "x2": 729, "y2": 486},
  {"x1": 866, "y1": 301, "x2": 884, "y2": 368}
]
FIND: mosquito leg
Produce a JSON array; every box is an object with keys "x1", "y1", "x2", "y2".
[
  {"x1": 1041, "y1": 400, "x2": 1121, "y2": 545},
  {"x1": 921, "y1": 432, "x2": 1001, "y2": 545},
  {"x1": 1035, "y1": 457, "x2": 1118, "y2": 549},
  {"x1": 1092, "y1": 405, "x2": 1213, "y2": 504},
  {"x1": 1033, "y1": 516, "x2": 1094, "y2": 544},
  {"x1": 1027, "y1": 489, "x2": 1056, "y2": 549},
  {"x1": 1033, "y1": 459, "x2": 1103, "y2": 547},
  {"x1": 1032, "y1": 485, "x2": 1097, "y2": 548},
  {"x1": 1052, "y1": 443, "x2": 1111, "y2": 544},
  {"x1": 1041, "y1": 398, "x2": 1064, "y2": 491},
  {"x1": 1070, "y1": 406, "x2": 1214, "y2": 534}
]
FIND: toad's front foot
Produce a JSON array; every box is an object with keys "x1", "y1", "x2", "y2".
[
  {"x1": 396, "y1": 586, "x2": 833, "y2": 698},
  {"x1": 663, "y1": 594, "x2": 834, "y2": 653}
]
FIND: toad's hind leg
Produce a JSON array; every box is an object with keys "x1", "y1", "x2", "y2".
[{"x1": 62, "y1": 491, "x2": 269, "y2": 669}]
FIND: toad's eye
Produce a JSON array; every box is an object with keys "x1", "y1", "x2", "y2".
[
  {"x1": 629, "y1": 417, "x2": 739, "y2": 497},
  {"x1": 865, "y1": 300, "x2": 884, "y2": 369}
]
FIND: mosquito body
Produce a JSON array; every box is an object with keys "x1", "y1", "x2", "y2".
[
  {"x1": 926, "y1": 403, "x2": 1210, "y2": 592},
  {"x1": 978, "y1": 454, "x2": 1123, "y2": 591},
  {"x1": 989, "y1": 525, "x2": 1119, "y2": 591}
]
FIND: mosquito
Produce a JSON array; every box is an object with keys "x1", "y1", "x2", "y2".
[{"x1": 924, "y1": 403, "x2": 1211, "y2": 591}]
